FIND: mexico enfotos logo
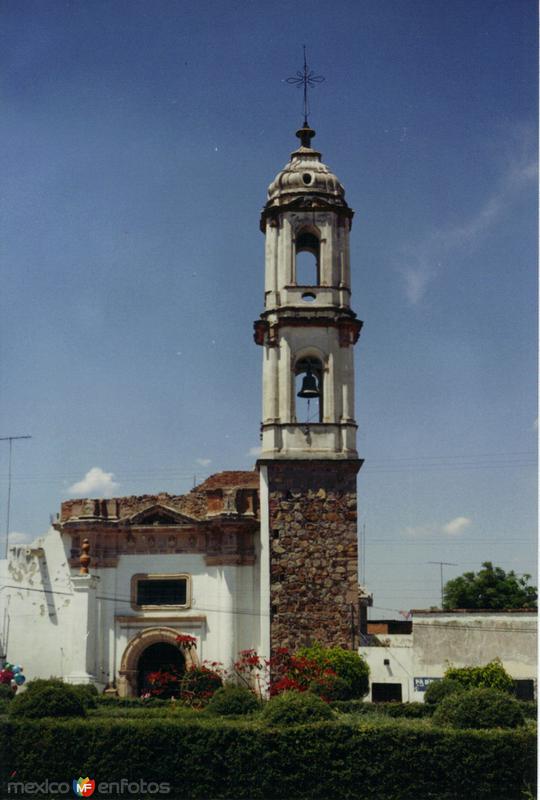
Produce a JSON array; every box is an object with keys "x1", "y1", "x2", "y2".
[{"x1": 6, "y1": 777, "x2": 171, "y2": 795}]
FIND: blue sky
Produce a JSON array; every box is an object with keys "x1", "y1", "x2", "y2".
[{"x1": 1, "y1": 0, "x2": 537, "y2": 615}]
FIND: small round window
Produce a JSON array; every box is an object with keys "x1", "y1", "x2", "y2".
[
  {"x1": 302, "y1": 173, "x2": 312, "y2": 185},
  {"x1": 301, "y1": 292, "x2": 316, "y2": 303}
]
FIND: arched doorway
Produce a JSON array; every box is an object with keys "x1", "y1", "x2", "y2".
[
  {"x1": 118, "y1": 627, "x2": 200, "y2": 697},
  {"x1": 137, "y1": 642, "x2": 185, "y2": 697}
]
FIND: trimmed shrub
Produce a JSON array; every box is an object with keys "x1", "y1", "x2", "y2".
[
  {"x1": 309, "y1": 674, "x2": 351, "y2": 701},
  {"x1": 206, "y1": 685, "x2": 260, "y2": 716},
  {"x1": 24, "y1": 678, "x2": 64, "y2": 694},
  {"x1": 180, "y1": 666, "x2": 223, "y2": 706},
  {"x1": 296, "y1": 643, "x2": 369, "y2": 699},
  {"x1": 445, "y1": 659, "x2": 514, "y2": 694},
  {"x1": 261, "y1": 690, "x2": 334, "y2": 726},
  {"x1": 0, "y1": 698, "x2": 11, "y2": 715},
  {"x1": 433, "y1": 688, "x2": 526, "y2": 730},
  {"x1": 9, "y1": 684, "x2": 86, "y2": 719},
  {"x1": 381, "y1": 702, "x2": 429, "y2": 719},
  {"x1": 0, "y1": 684, "x2": 14, "y2": 701},
  {"x1": 70, "y1": 684, "x2": 98, "y2": 709},
  {"x1": 331, "y1": 700, "x2": 433, "y2": 718},
  {"x1": 0, "y1": 716, "x2": 535, "y2": 799},
  {"x1": 518, "y1": 700, "x2": 537, "y2": 720},
  {"x1": 424, "y1": 677, "x2": 466, "y2": 706}
]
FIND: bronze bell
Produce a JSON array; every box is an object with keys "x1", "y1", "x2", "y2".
[{"x1": 297, "y1": 366, "x2": 320, "y2": 399}]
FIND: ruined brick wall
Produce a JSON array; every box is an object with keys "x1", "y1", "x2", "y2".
[
  {"x1": 267, "y1": 460, "x2": 361, "y2": 653},
  {"x1": 60, "y1": 471, "x2": 259, "y2": 522}
]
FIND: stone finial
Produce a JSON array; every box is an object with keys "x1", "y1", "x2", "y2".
[{"x1": 79, "y1": 538, "x2": 91, "y2": 574}]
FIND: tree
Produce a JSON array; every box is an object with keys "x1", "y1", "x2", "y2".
[{"x1": 443, "y1": 561, "x2": 537, "y2": 610}]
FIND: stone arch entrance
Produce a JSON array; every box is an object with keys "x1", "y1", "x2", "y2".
[
  {"x1": 118, "y1": 627, "x2": 199, "y2": 697},
  {"x1": 137, "y1": 641, "x2": 185, "y2": 697}
]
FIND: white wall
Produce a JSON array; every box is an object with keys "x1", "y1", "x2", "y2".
[
  {"x1": 3, "y1": 528, "x2": 261, "y2": 688},
  {"x1": 360, "y1": 612, "x2": 538, "y2": 701}
]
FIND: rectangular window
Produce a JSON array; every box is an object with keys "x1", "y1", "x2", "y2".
[
  {"x1": 131, "y1": 573, "x2": 190, "y2": 610},
  {"x1": 371, "y1": 682, "x2": 403, "y2": 702}
]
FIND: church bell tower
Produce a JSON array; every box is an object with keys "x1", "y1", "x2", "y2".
[{"x1": 255, "y1": 121, "x2": 363, "y2": 654}]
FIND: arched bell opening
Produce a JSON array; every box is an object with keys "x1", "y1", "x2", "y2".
[
  {"x1": 295, "y1": 229, "x2": 320, "y2": 286},
  {"x1": 294, "y1": 357, "x2": 323, "y2": 423},
  {"x1": 137, "y1": 641, "x2": 186, "y2": 697}
]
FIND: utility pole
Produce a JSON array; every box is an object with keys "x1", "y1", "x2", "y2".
[
  {"x1": 428, "y1": 561, "x2": 458, "y2": 608},
  {"x1": 1, "y1": 435, "x2": 32, "y2": 559}
]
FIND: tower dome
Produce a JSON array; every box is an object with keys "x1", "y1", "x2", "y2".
[{"x1": 261, "y1": 125, "x2": 352, "y2": 229}]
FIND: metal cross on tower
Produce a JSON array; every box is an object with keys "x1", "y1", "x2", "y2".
[{"x1": 286, "y1": 45, "x2": 325, "y2": 126}]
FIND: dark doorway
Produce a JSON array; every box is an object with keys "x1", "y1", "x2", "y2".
[
  {"x1": 514, "y1": 679, "x2": 534, "y2": 701},
  {"x1": 137, "y1": 642, "x2": 185, "y2": 697},
  {"x1": 371, "y1": 682, "x2": 403, "y2": 702}
]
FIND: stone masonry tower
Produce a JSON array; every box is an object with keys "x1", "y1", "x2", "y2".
[{"x1": 254, "y1": 122, "x2": 363, "y2": 654}]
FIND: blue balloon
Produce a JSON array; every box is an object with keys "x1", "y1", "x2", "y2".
[
  {"x1": 14, "y1": 674, "x2": 25, "y2": 685},
  {"x1": 12, "y1": 666, "x2": 21, "y2": 674}
]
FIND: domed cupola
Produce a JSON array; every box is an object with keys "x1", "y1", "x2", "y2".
[{"x1": 260, "y1": 124, "x2": 353, "y2": 230}]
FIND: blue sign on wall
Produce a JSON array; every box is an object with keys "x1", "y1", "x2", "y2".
[{"x1": 413, "y1": 677, "x2": 441, "y2": 692}]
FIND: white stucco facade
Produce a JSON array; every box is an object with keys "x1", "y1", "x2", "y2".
[
  {"x1": 360, "y1": 610, "x2": 538, "y2": 701},
  {"x1": 1, "y1": 505, "x2": 264, "y2": 694}
]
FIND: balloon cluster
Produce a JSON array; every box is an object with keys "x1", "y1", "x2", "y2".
[{"x1": 0, "y1": 663, "x2": 26, "y2": 690}]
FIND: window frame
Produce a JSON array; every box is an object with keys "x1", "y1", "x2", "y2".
[{"x1": 130, "y1": 573, "x2": 191, "y2": 611}]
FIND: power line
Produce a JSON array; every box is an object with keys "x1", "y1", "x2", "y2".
[
  {"x1": 0, "y1": 582, "x2": 535, "y2": 629},
  {"x1": 366, "y1": 539, "x2": 534, "y2": 544},
  {"x1": 0, "y1": 435, "x2": 32, "y2": 559}
]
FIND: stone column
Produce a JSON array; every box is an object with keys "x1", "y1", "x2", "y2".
[{"x1": 65, "y1": 574, "x2": 100, "y2": 685}]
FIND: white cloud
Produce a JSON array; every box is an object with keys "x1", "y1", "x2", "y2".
[
  {"x1": 7, "y1": 531, "x2": 31, "y2": 545},
  {"x1": 442, "y1": 516, "x2": 472, "y2": 536},
  {"x1": 400, "y1": 143, "x2": 537, "y2": 304},
  {"x1": 247, "y1": 446, "x2": 262, "y2": 457},
  {"x1": 403, "y1": 516, "x2": 472, "y2": 538},
  {"x1": 196, "y1": 458, "x2": 212, "y2": 467},
  {"x1": 68, "y1": 467, "x2": 119, "y2": 497},
  {"x1": 403, "y1": 524, "x2": 433, "y2": 538}
]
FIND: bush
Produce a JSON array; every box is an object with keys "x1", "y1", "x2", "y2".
[
  {"x1": 145, "y1": 668, "x2": 184, "y2": 699},
  {"x1": 23, "y1": 679, "x2": 97, "y2": 708},
  {"x1": 331, "y1": 700, "x2": 433, "y2": 718},
  {"x1": 206, "y1": 685, "x2": 260, "y2": 716},
  {"x1": 0, "y1": 716, "x2": 535, "y2": 799},
  {"x1": 70, "y1": 684, "x2": 98, "y2": 708},
  {"x1": 24, "y1": 678, "x2": 64, "y2": 694},
  {"x1": 381, "y1": 702, "x2": 429, "y2": 719},
  {"x1": 296, "y1": 643, "x2": 369, "y2": 699},
  {"x1": 444, "y1": 659, "x2": 514, "y2": 694},
  {"x1": 180, "y1": 666, "x2": 223, "y2": 706},
  {"x1": 517, "y1": 700, "x2": 537, "y2": 720},
  {"x1": 424, "y1": 678, "x2": 466, "y2": 706},
  {"x1": 0, "y1": 684, "x2": 14, "y2": 701},
  {"x1": 309, "y1": 674, "x2": 351, "y2": 701},
  {"x1": 0, "y1": 698, "x2": 11, "y2": 715},
  {"x1": 261, "y1": 690, "x2": 334, "y2": 726},
  {"x1": 432, "y1": 688, "x2": 526, "y2": 730},
  {"x1": 9, "y1": 684, "x2": 86, "y2": 719}
]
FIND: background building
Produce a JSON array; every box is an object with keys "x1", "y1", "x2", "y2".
[{"x1": 360, "y1": 609, "x2": 537, "y2": 701}]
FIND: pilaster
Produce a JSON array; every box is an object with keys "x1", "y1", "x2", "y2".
[{"x1": 65, "y1": 574, "x2": 100, "y2": 684}]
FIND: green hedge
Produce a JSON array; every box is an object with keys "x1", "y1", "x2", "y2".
[
  {"x1": 518, "y1": 700, "x2": 537, "y2": 720},
  {"x1": 432, "y1": 688, "x2": 526, "y2": 730},
  {"x1": 331, "y1": 700, "x2": 433, "y2": 718},
  {"x1": 0, "y1": 717, "x2": 535, "y2": 800}
]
